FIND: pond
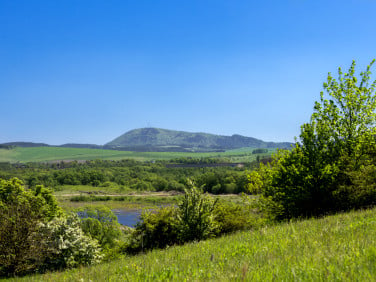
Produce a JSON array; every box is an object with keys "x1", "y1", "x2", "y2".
[
  {"x1": 112, "y1": 209, "x2": 141, "y2": 227},
  {"x1": 77, "y1": 209, "x2": 142, "y2": 227}
]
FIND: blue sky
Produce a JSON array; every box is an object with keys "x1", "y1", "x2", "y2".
[{"x1": 1, "y1": 0, "x2": 376, "y2": 145}]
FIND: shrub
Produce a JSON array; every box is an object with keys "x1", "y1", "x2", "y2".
[
  {"x1": 0, "y1": 178, "x2": 101, "y2": 277},
  {"x1": 126, "y1": 187, "x2": 219, "y2": 253},
  {"x1": 124, "y1": 188, "x2": 266, "y2": 255},
  {"x1": 38, "y1": 214, "x2": 103, "y2": 271},
  {"x1": 177, "y1": 187, "x2": 218, "y2": 242},
  {"x1": 126, "y1": 206, "x2": 179, "y2": 253},
  {"x1": 0, "y1": 178, "x2": 62, "y2": 276},
  {"x1": 77, "y1": 206, "x2": 122, "y2": 250},
  {"x1": 252, "y1": 148, "x2": 268, "y2": 154}
]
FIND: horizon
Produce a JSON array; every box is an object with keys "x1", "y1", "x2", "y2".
[
  {"x1": 1, "y1": 1, "x2": 376, "y2": 144},
  {"x1": 1, "y1": 126, "x2": 293, "y2": 146}
]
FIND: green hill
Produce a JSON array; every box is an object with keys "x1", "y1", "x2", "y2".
[
  {"x1": 12, "y1": 207, "x2": 376, "y2": 281},
  {"x1": 106, "y1": 128, "x2": 292, "y2": 152},
  {"x1": 1, "y1": 128, "x2": 292, "y2": 153}
]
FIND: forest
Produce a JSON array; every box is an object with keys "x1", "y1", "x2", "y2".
[{"x1": 0, "y1": 158, "x2": 255, "y2": 195}]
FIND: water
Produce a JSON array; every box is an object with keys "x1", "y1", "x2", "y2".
[
  {"x1": 77, "y1": 209, "x2": 142, "y2": 227},
  {"x1": 112, "y1": 209, "x2": 141, "y2": 227}
]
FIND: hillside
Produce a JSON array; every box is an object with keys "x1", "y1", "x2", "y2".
[
  {"x1": 105, "y1": 128, "x2": 292, "y2": 152},
  {"x1": 12, "y1": 207, "x2": 376, "y2": 281},
  {"x1": 0, "y1": 128, "x2": 292, "y2": 153},
  {"x1": 0, "y1": 146, "x2": 274, "y2": 163}
]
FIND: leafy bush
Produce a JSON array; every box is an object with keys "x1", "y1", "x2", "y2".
[
  {"x1": 252, "y1": 148, "x2": 268, "y2": 154},
  {"x1": 125, "y1": 187, "x2": 219, "y2": 253},
  {"x1": 214, "y1": 199, "x2": 265, "y2": 234},
  {"x1": 177, "y1": 187, "x2": 219, "y2": 242},
  {"x1": 38, "y1": 214, "x2": 103, "y2": 271},
  {"x1": 0, "y1": 178, "x2": 101, "y2": 277},
  {"x1": 126, "y1": 206, "x2": 179, "y2": 253},
  {"x1": 0, "y1": 178, "x2": 62, "y2": 276},
  {"x1": 334, "y1": 163, "x2": 376, "y2": 210},
  {"x1": 124, "y1": 188, "x2": 266, "y2": 255},
  {"x1": 77, "y1": 206, "x2": 122, "y2": 251},
  {"x1": 257, "y1": 60, "x2": 376, "y2": 219}
]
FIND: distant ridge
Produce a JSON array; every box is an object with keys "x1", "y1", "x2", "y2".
[
  {"x1": 0, "y1": 142, "x2": 51, "y2": 148},
  {"x1": 0, "y1": 128, "x2": 292, "y2": 152},
  {"x1": 105, "y1": 128, "x2": 292, "y2": 152}
]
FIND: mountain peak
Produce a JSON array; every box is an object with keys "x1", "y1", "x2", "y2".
[{"x1": 105, "y1": 128, "x2": 291, "y2": 152}]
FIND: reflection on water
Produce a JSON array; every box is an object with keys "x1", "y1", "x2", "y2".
[{"x1": 112, "y1": 210, "x2": 141, "y2": 227}]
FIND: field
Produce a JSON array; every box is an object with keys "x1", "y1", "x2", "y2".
[
  {"x1": 8, "y1": 207, "x2": 376, "y2": 281},
  {"x1": 0, "y1": 147, "x2": 276, "y2": 163},
  {"x1": 53, "y1": 184, "x2": 185, "y2": 210}
]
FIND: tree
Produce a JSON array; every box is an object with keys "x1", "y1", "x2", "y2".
[
  {"x1": 0, "y1": 178, "x2": 61, "y2": 276},
  {"x1": 177, "y1": 187, "x2": 218, "y2": 241},
  {"x1": 301, "y1": 59, "x2": 376, "y2": 166},
  {"x1": 261, "y1": 60, "x2": 376, "y2": 219},
  {"x1": 0, "y1": 178, "x2": 101, "y2": 277}
]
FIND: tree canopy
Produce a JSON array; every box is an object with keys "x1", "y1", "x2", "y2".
[{"x1": 259, "y1": 60, "x2": 376, "y2": 219}]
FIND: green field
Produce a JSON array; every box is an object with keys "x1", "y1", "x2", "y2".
[
  {"x1": 8, "y1": 207, "x2": 376, "y2": 281},
  {"x1": 53, "y1": 184, "x2": 184, "y2": 210},
  {"x1": 0, "y1": 147, "x2": 275, "y2": 163}
]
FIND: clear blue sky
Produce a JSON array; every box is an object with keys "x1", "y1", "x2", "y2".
[{"x1": 1, "y1": 0, "x2": 376, "y2": 145}]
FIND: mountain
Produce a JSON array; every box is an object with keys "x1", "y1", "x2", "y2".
[
  {"x1": 0, "y1": 142, "x2": 51, "y2": 148},
  {"x1": 105, "y1": 128, "x2": 292, "y2": 152},
  {"x1": 0, "y1": 128, "x2": 293, "y2": 152}
]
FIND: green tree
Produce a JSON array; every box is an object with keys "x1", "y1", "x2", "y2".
[
  {"x1": 0, "y1": 178, "x2": 101, "y2": 277},
  {"x1": 0, "y1": 178, "x2": 62, "y2": 276},
  {"x1": 261, "y1": 60, "x2": 376, "y2": 219},
  {"x1": 177, "y1": 187, "x2": 218, "y2": 241}
]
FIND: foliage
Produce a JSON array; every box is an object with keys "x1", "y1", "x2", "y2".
[
  {"x1": 0, "y1": 158, "x2": 252, "y2": 195},
  {"x1": 177, "y1": 187, "x2": 219, "y2": 242},
  {"x1": 260, "y1": 60, "x2": 376, "y2": 219},
  {"x1": 252, "y1": 148, "x2": 268, "y2": 154},
  {"x1": 124, "y1": 187, "x2": 267, "y2": 255},
  {"x1": 213, "y1": 198, "x2": 266, "y2": 234},
  {"x1": 14, "y1": 207, "x2": 376, "y2": 281},
  {"x1": 126, "y1": 187, "x2": 223, "y2": 253},
  {"x1": 195, "y1": 170, "x2": 248, "y2": 194},
  {"x1": 37, "y1": 214, "x2": 103, "y2": 270},
  {"x1": 0, "y1": 178, "x2": 62, "y2": 276},
  {"x1": 77, "y1": 206, "x2": 122, "y2": 250},
  {"x1": 0, "y1": 178, "x2": 101, "y2": 277},
  {"x1": 126, "y1": 206, "x2": 180, "y2": 253},
  {"x1": 246, "y1": 170, "x2": 264, "y2": 194}
]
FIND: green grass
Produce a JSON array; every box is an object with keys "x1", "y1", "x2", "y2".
[
  {"x1": 53, "y1": 184, "x2": 132, "y2": 195},
  {"x1": 9, "y1": 207, "x2": 376, "y2": 281},
  {"x1": 0, "y1": 147, "x2": 275, "y2": 163},
  {"x1": 53, "y1": 185, "x2": 183, "y2": 210}
]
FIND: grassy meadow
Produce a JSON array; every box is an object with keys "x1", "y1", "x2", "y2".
[
  {"x1": 54, "y1": 184, "x2": 184, "y2": 211},
  {"x1": 53, "y1": 184, "x2": 243, "y2": 211},
  {"x1": 0, "y1": 146, "x2": 275, "y2": 163},
  {"x1": 8, "y1": 207, "x2": 376, "y2": 281}
]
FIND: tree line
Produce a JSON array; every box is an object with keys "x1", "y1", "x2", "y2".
[{"x1": 0, "y1": 158, "x2": 256, "y2": 194}]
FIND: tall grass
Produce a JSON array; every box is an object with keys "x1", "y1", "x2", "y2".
[{"x1": 9, "y1": 207, "x2": 376, "y2": 281}]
